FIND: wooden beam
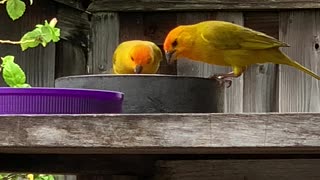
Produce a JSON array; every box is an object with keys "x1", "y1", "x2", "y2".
[
  {"x1": 56, "y1": 4, "x2": 90, "y2": 47},
  {"x1": 88, "y1": 12, "x2": 119, "y2": 74},
  {"x1": 88, "y1": 0, "x2": 320, "y2": 12},
  {"x1": 52, "y1": 0, "x2": 88, "y2": 11},
  {"x1": 154, "y1": 159, "x2": 320, "y2": 180},
  {"x1": 0, "y1": 113, "x2": 319, "y2": 154},
  {"x1": 0, "y1": 154, "x2": 155, "y2": 175}
]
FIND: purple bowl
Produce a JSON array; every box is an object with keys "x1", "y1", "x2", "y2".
[{"x1": 0, "y1": 87, "x2": 124, "y2": 114}]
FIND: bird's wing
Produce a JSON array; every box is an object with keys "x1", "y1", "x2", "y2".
[
  {"x1": 201, "y1": 21, "x2": 289, "y2": 50},
  {"x1": 150, "y1": 43, "x2": 163, "y2": 63}
]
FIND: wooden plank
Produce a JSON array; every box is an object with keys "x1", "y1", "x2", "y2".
[
  {"x1": 0, "y1": 0, "x2": 56, "y2": 87},
  {"x1": 0, "y1": 113, "x2": 319, "y2": 154},
  {"x1": 52, "y1": 0, "x2": 89, "y2": 11},
  {"x1": 0, "y1": 154, "x2": 154, "y2": 176},
  {"x1": 56, "y1": 3, "x2": 90, "y2": 47},
  {"x1": 154, "y1": 159, "x2": 320, "y2": 180},
  {"x1": 279, "y1": 10, "x2": 320, "y2": 112},
  {"x1": 88, "y1": 12, "x2": 119, "y2": 74},
  {"x1": 88, "y1": 0, "x2": 320, "y2": 12},
  {"x1": 176, "y1": 12, "x2": 243, "y2": 113},
  {"x1": 55, "y1": 40, "x2": 87, "y2": 78},
  {"x1": 243, "y1": 12, "x2": 279, "y2": 112}
]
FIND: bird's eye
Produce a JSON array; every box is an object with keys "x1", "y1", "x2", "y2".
[
  {"x1": 131, "y1": 56, "x2": 134, "y2": 61},
  {"x1": 172, "y1": 39, "x2": 178, "y2": 47}
]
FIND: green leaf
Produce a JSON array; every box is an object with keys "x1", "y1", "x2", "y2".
[
  {"x1": 20, "y1": 28, "x2": 42, "y2": 51},
  {"x1": 1, "y1": 55, "x2": 28, "y2": 87},
  {"x1": 6, "y1": 0, "x2": 26, "y2": 21},
  {"x1": 35, "y1": 174, "x2": 55, "y2": 180},
  {"x1": 20, "y1": 18, "x2": 61, "y2": 51}
]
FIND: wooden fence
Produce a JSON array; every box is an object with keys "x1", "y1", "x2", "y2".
[{"x1": 0, "y1": 0, "x2": 320, "y2": 179}]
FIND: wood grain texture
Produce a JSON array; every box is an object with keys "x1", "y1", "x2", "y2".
[
  {"x1": 55, "y1": 40, "x2": 87, "y2": 78},
  {"x1": 176, "y1": 12, "x2": 243, "y2": 113},
  {"x1": 279, "y1": 10, "x2": 320, "y2": 112},
  {"x1": 57, "y1": 3, "x2": 90, "y2": 47},
  {"x1": 243, "y1": 12, "x2": 279, "y2": 112},
  {"x1": 52, "y1": 0, "x2": 88, "y2": 11},
  {"x1": 0, "y1": 0, "x2": 56, "y2": 87},
  {"x1": 88, "y1": 0, "x2": 320, "y2": 12},
  {"x1": 88, "y1": 12, "x2": 119, "y2": 74},
  {"x1": 154, "y1": 159, "x2": 320, "y2": 180},
  {"x1": 0, "y1": 113, "x2": 319, "y2": 154}
]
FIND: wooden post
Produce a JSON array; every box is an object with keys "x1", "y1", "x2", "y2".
[
  {"x1": 89, "y1": 12, "x2": 119, "y2": 74},
  {"x1": 243, "y1": 12, "x2": 279, "y2": 112},
  {"x1": 279, "y1": 10, "x2": 320, "y2": 112}
]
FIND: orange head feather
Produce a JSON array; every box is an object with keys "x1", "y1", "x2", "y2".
[
  {"x1": 129, "y1": 44, "x2": 153, "y2": 73},
  {"x1": 130, "y1": 44, "x2": 152, "y2": 65},
  {"x1": 163, "y1": 25, "x2": 193, "y2": 64}
]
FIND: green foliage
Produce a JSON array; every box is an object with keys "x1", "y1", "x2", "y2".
[
  {"x1": 34, "y1": 174, "x2": 55, "y2": 180},
  {"x1": 6, "y1": 0, "x2": 26, "y2": 20},
  {"x1": 1, "y1": 56, "x2": 31, "y2": 88},
  {"x1": 20, "y1": 18, "x2": 60, "y2": 51},
  {"x1": 3, "y1": 0, "x2": 33, "y2": 20},
  {"x1": 0, "y1": 173, "x2": 54, "y2": 180}
]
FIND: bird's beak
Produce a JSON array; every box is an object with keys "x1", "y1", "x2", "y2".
[
  {"x1": 134, "y1": 65, "x2": 143, "y2": 74},
  {"x1": 165, "y1": 50, "x2": 176, "y2": 65}
]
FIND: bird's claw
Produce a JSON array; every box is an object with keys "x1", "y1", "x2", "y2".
[{"x1": 209, "y1": 75, "x2": 233, "y2": 88}]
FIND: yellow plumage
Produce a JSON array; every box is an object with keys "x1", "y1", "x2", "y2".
[
  {"x1": 112, "y1": 40, "x2": 163, "y2": 74},
  {"x1": 163, "y1": 20, "x2": 320, "y2": 80}
]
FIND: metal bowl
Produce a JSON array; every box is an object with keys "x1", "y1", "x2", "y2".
[{"x1": 55, "y1": 74, "x2": 224, "y2": 113}]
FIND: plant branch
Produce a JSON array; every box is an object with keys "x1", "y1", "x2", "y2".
[{"x1": 0, "y1": 39, "x2": 35, "y2": 44}]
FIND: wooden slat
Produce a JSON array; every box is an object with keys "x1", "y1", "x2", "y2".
[
  {"x1": 52, "y1": 0, "x2": 88, "y2": 11},
  {"x1": 88, "y1": 0, "x2": 320, "y2": 12},
  {"x1": 55, "y1": 40, "x2": 87, "y2": 78},
  {"x1": 56, "y1": 3, "x2": 90, "y2": 47},
  {"x1": 88, "y1": 12, "x2": 119, "y2": 74},
  {"x1": 243, "y1": 12, "x2": 279, "y2": 112},
  {"x1": 0, "y1": 113, "x2": 319, "y2": 154},
  {"x1": 0, "y1": 0, "x2": 56, "y2": 87},
  {"x1": 0, "y1": 154, "x2": 154, "y2": 176},
  {"x1": 154, "y1": 159, "x2": 320, "y2": 180},
  {"x1": 279, "y1": 10, "x2": 320, "y2": 112},
  {"x1": 176, "y1": 12, "x2": 243, "y2": 113}
]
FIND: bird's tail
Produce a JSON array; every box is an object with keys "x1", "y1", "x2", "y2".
[
  {"x1": 286, "y1": 60, "x2": 320, "y2": 80},
  {"x1": 276, "y1": 52, "x2": 320, "y2": 80}
]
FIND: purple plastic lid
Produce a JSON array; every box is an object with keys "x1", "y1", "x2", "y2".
[{"x1": 0, "y1": 87, "x2": 124, "y2": 114}]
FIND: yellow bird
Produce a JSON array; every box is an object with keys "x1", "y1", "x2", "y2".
[
  {"x1": 163, "y1": 20, "x2": 320, "y2": 85},
  {"x1": 112, "y1": 40, "x2": 163, "y2": 74}
]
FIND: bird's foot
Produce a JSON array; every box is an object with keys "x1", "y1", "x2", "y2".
[{"x1": 209, "y1": 74, "x2": 233, "y2": 88}]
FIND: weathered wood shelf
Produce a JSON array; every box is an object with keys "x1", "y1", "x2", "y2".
[
  {"x1": 1, "y1": 113, "x2": 319, "y2": 154},
  {"x1": 88, "y1": 0, "x2": 320, "y2": 12}
]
